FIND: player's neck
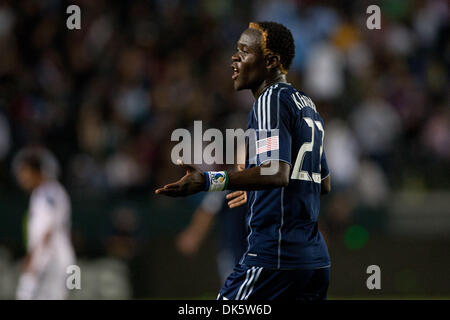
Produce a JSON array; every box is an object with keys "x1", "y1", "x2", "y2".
[
  {"x1": 252, "y1": 73, "x2": 287, "y2": 99},
  {"x1": 33, "y1": 175, "x2": 48, "y2": 190}
]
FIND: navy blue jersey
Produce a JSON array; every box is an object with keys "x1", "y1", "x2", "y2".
[{"x1": 242, "y1": 82, "x2": 330, "y2": 270}]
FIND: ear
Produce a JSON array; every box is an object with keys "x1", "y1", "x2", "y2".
[{"x1": 265, "y1": 54, "x2": 281, "y2": 71}]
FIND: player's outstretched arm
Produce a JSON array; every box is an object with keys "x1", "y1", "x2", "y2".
[
  {"x1": 227, "y1": 161, "x2": 290, "y2": 190},
  {"x1": 154, "y1": 160, "x2": 289, "y2": 197}
]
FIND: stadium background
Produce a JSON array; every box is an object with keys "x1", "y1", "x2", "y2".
[{"x1": 0, "y1": 0, "x2": 449, "y2": 299}]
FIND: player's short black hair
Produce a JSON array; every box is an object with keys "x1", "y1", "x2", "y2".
[
  {"x1": 19, "y1": 151, "x2": 43, "y2": 172},
  {"x1": 12, "y1": 147, "x2": 60, "y2": 178},
  {"x1": 249, "y1": 21, "x2": 295, "y2": 74}
]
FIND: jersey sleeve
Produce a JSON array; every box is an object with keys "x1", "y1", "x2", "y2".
[{"x1": 254, "y1": 87, "x2": 292, "y2": 166}]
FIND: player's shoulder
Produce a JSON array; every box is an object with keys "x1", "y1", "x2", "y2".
[
  {"x1": 265, "y1": 83, "x2": 315, "y2": 112},
  {"x1": 280, "y1": 84, "x2": 325, "y2": 123},
  {"x1": 253, "y1": 82, "x2": 323, "y2": 129},
  {"x1": 31, "y1": 180, "x2": 69, "y2": 208},
  {"x1": 261, "y1": 82, "x2": 294, "y2": 101},
  {"x1": 254, "y1": 82, "x2": 296, "y2": 113}
]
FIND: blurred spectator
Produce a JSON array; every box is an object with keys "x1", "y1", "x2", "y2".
[
  {"x1": 105, "y1": 206, "x2": 140, "y2": 261},
  {"x1": 351, "y1": 85, "x2": 401, "y2": 171},
  {"x1": 356, "y1": 159, "x2": 390, "y2": 207},
  {"x1": 324, "y1": 119, "x2": 360, "y2": 189},
  {"x1": 305, "y1": 40, "x2": 345, "y2": 101},
  {"x1": 0, "y1": 113, "x2": 11, "y2": 160},
  {"x1": 421, "y1": 108, "x2": 450, "y2": 161}
]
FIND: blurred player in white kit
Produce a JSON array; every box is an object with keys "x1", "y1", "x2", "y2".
[{"x1": 13, "y1": 147, "x2": 75, "y2": 300}]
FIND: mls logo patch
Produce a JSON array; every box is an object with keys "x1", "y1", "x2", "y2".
[
  {"x1": 256, "y1": 136, "x2": 279, "y2": 155},
  {"x1": 212, "y1": 172, "x2": 225, "y2": 184}
]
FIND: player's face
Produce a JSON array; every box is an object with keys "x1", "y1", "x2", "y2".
[
  {"x1": 16, "y1": 164, "x2": 38, "y2": 192},
  {"x1": 231, "y1": 29, "x2": 266, "y2": 91}
]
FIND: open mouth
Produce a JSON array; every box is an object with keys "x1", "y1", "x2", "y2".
[{"x1": 232, "y1": 66, "x2": 239, "y2": 80}]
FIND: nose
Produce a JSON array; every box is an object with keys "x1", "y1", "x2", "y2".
[{"x1": 231, "y1": 52, "x2": 240, "y2": 62}]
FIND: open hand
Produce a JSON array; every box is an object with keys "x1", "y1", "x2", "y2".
[{"x1": 155, "y1": 160, "x2": 205, "y2": 197}]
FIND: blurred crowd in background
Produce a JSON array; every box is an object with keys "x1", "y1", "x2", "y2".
[
  {"x1": 0, "y1": 0, "x2": 449, "y2": 298},
  {"x1": 0, "y1": 0, "x2": 448, "y2": 192}
]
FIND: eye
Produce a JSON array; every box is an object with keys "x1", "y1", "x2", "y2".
[{"x1": 237, "y1": 47, "x2": 248, "y2": 54}]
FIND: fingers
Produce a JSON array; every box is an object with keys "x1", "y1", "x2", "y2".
[
  {"x1": 227, "y1": 191, "x2": 247, "y2": 208},
  {"x1": 155, "y1": 184, "x2": 177, "y2": 193},
  {"x1": 227, "y1": 194, "x2": 245, "y2": 206},
  {"x1": 155, "y1": 188, "x2": 183, "y2": 197},
  {"x1": 154, "y1": 182, "x2": 183, "y2": 196},
  {"x1": 154, "y1": 159, "x2": 200, "y2": 197},
  {"x1": 226, "y1": 190, "x2": 245, "y2": 200},
  {"x1": 228, "y1": 198, "x2": 246, "y2": 208}
]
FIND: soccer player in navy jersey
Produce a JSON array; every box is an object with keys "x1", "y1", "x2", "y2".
[{"x1": 156, "y1": 21, "x2": 331, "y2": 300}]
